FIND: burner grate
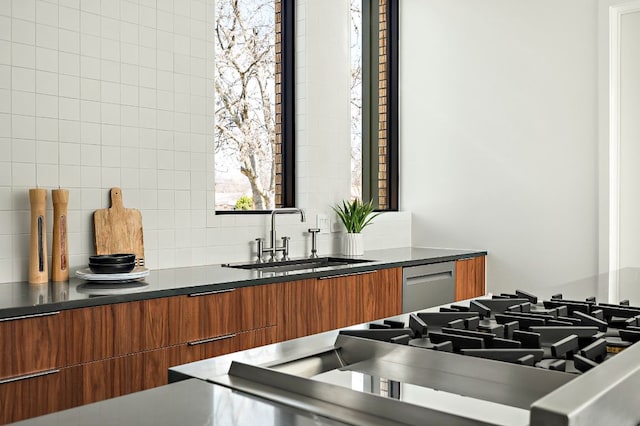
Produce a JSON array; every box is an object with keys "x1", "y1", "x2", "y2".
[{"x1": 339, "y1": 291, "x2": 640, "y2": 374}]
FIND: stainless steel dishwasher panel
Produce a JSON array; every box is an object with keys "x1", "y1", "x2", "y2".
[{"x1": 402, "y1": 262, "x2": 455, "y2": 313}]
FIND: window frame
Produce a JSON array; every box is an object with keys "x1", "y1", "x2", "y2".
[
  {"x1": 360, "y1": 0, "x2": 399, "y2": 212},
  {"x1": 281, "y1": 0, "x2": 296, "y2": 209}
]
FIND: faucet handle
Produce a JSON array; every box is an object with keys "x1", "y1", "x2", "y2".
[
  {"x1": 281, "y1": 236, "x2": 291, "y2": 260},
  {"x1": 308, "y1": 228, "x2": 320, "y2": 258},
  {"x1": 255, "y1": 238, "x2": 265, "y2": 263}
]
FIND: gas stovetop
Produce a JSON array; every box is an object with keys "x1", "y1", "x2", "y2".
[
  {"x1": 339, "y1": 290, "x2": 640, "y2": 375},
  {"x1": 208, "y1": 290, "x2": 640, "y2": 426}
]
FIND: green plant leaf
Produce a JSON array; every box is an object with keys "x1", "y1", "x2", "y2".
[{"x1": 332, "y1": 198, "x2": 380, "y2": 233}]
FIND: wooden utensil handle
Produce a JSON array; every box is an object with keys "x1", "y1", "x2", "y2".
[
  {"x1": 29, "y1": 189, "x2": 48, "y2": 284},
  {"x1": 52, "y1": 189, "x2": 69, "y2": 282}
]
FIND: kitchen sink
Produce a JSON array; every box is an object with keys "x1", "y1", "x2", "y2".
[{"x1": 223, "y1": 256, "x2": 374, "y2": 273}]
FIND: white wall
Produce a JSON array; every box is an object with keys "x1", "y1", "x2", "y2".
[
  {"x1": 0, "y1": 0, "x2": 411, "y2": 284},
  {"x1": 400, "y1": 0, "x2": 600, "y2": 294}
]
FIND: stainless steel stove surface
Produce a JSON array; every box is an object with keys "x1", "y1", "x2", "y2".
[{"x1": 210, "y1": 289, "x2": 640, "y2": 426}]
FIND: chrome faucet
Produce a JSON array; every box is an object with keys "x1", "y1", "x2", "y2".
[{"x1": 257, "y1": 208, "x2": 306, "y2": 262}]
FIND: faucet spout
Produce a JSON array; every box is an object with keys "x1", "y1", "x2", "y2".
[{"x1": 267, "y1": 208, "x2": 306, "y2": 261}]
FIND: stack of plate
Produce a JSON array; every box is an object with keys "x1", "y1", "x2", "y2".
[
  {"x1": 89, "y1": 253, "x2": 136, "y2": 274},
  {"x1": 76, "y1": 254, "x2": 149, "y2": 283}
]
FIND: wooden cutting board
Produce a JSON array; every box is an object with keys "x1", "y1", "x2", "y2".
[{"x1": 93, "y1": 188, "x2": 145, "y2": 266}]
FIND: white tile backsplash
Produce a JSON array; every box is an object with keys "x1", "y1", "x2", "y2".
[
  {"x1": 58, "y1": 119, "x2": 80, "y2": 143},
  {"x1": 12, "y1": 115, "x2": 35, "y2": 139},
  {"x1": 59, "y1": 142, "x2": 81, "y2": 165},
  {"x1": 0, "y1": 0, "x2": 411, "y2": 284},
  {"x1": 36, "y1": 1, "x2": 58, "y2": 27},
  {"x1": 59, "y1": 6, "x2": 80, "y2": 32},
  {"x1": 35, "y1": 117, "x2": 58, "y2": 141},
  {"x1": 80, "y1": 55, "x2": 101, "y2": 80},
  {"x1": 13, "y1": 0, "x2": 36, "y2": 22},
  {"x1": 0, "y1": 40, "x2": 11, "y2": 65},
  {"x1": 35, "y1": 93, "x2": 58, "y2": 118},
  {"x1": 13, "y1": 19, "x2": 36, "y2": 46},
  {"x1": 12, "y1": 68, "x2": 35, "y2": 92},
  {"x1": 36, "y1": 70, "x2": 58, "y2": 95},
  {"x1": 0, "y1": 65, "x2": 10, "y2": 89},
  {"x1": 0, "y1": 89, "x2": 10, "y2": 113},
  {"x1": 35, "y1": 24, "x2": 57, "y2": 50},
  {"x1": 58, "y1": 29, "x2": 80, "y2": 54},
  {"x1": 12, "y1": 91, "x2": 36, "y2": 116}
]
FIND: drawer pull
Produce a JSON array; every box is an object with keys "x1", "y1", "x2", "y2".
[
  {"x1": 188, "y1": 288, "x2": 236, "y2": 297},
  {"x1": 0, "y1": 311, "x2": 61, "y2": 322},
  {"x1": 188, "y1": 333, "x2": 237, "y2": 346},
  {"x1": 318, "y1": 270, "x2": 378, "y2": 280},
  {"x1": 0, "y1": 369, "x2": 60, "y2": 384}
]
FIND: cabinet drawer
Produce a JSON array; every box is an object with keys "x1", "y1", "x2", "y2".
[
  {"x1": 0, "y1": 311, "x2": 67, "y2": 380},
  {"x1": 0, "y1": 366, "x2": 73, "y2": 424},
  {"x1": 66, "y1": 297, "x2": 181, "y2": 365},
  {"x1": 69, "y1": 354, "x2": 146, "y2": 406},
  {"x1": 179, "y1": 326, "x2": 277, "y2": 366},
  {"x1": 180, "y1": 285, "x2": 278, "y2": 342}
]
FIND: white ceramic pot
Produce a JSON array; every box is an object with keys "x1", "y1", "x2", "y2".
[{"x1": 342, "y1": 233, "x2": 364, "y2": 256}]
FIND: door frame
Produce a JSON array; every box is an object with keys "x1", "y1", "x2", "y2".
[{"x1": 606, "y1": 0, "x2": 640, "y2": 295}]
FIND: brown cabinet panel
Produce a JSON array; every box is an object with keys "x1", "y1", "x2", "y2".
[
  {"x1": 0, "y1": 311, "x2": 67, "y2": 380},
  {"x1": 141, "y1": 346, "x2": 182, "y2": 389},
  {"x1": 180, "y1": 285, "x2": 278, "y2": 342},
  {"x1": 360, "y1": 268, "x2": 402, "y2": 322},
  {"x1": 143, "y1": 297, "x2": 182, "y2": 349},
  {"x1": 280, "y1": 279, "x2": 334, "y2": 341},
  {"x1": 69, "y1": 353, "x2": 145, "y2": 406},
  {"x1": 328, "y1": 275, "x2": 361, "y2": 330},
  {"x1": 455, "y1": 256, "x2": 486, "y2": 301},
  {"x1": 67, "y1": 298, "x2": 180, "y2": 365},
  {"x1": 67, "y1": 303, "x2": 136, "y2": 364},
  {"x1": 0, "y1": 367, "x2": 73, "y2": 424},
  {"x1": 281, "y1": 268, "x2": 402, "y2": 341}
]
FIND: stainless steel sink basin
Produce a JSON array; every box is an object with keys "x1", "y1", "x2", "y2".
[{"x1": 223, "y1": 257, "x2": 374, "y2": 273}]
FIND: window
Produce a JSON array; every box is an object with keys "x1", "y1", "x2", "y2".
[
  {"x1": 214, "y1": 0, "x2": 294, "y2": 211},
  {"x1": 351, "y1": 0, "x2": 398, "y2": 210}
]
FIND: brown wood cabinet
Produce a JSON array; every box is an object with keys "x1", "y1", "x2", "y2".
[
  {"x1": 0, "y1": 268, "x2": 401, "y2": 424},
  {"x1": 0, "y1": 283, "x2": 281, "y2": 424},
  {"x1": 455, "y1": 256, "x2": 486, "y2": 301},
  {"x1": 280, "y1": 268, "x2": 402, "y2": 341}
]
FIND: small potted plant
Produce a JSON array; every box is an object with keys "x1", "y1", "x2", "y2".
[{"x1": 332, "y1": 199, "x2": 380, "y2": 256}]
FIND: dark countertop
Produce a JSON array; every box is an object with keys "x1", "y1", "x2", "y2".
[
  {"x1": 0, "y1": 247, "x2": 485, "y2": 320},
  {"x1": 10, "y1": 378, "x2": 351, "y2": 426}
]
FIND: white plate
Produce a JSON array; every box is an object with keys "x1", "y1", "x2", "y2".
[
  {"x1": 76, "y1": 266, "x2": 150, "y2": 282},
  {"x1": 76, "y1": 281, "x2": 149, "y2": 295}
]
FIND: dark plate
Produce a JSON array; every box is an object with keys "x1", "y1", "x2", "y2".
[
  {"x1": 89, "y1": 262, "x2": 135, "y2": 274},
  {"x1": 89, "y1": 253, "x2": 136, "y2": 265}
]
